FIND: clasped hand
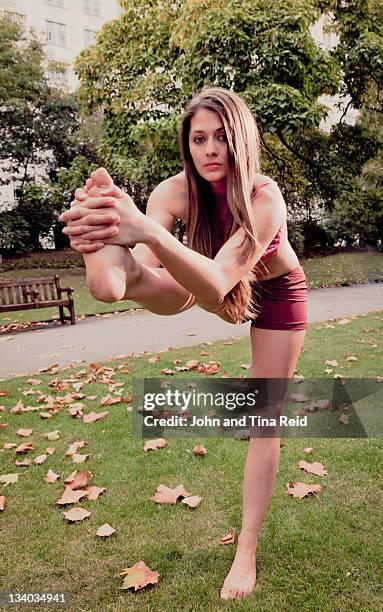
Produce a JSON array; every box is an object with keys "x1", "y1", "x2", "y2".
[{"x1": 59, "y1": 182, "x2": 152, "y2": 253}]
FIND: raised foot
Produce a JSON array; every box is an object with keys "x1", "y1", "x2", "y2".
[{"x1": 220, "y1": 547, "x2": 257, "y2": 600}]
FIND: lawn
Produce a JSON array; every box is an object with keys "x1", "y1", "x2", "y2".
[
  {"x1": 0, "y1": 250, "x2": 382, "y2": 330},
  {"x1": 0, "y1": 310, "x2": 382, "y2": 611}
]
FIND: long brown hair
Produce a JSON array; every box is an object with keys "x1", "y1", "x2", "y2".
[{"x1": 178, "y1": 86, "x2": 267, "y2": 323}]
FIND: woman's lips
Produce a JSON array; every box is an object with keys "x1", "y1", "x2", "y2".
[{"x1": 204, "y1": 163, "x2": 221, "y2": 169}]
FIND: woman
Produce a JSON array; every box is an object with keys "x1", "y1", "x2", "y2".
[{"x1": 60, "y1": 87, "x2": 307, "y2": 600}]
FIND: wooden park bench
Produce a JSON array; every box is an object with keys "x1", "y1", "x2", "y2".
[{"x1": 0, "y1": 275, "x2": 75, "y2": 325}]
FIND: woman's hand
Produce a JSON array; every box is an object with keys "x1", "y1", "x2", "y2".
[{"x1": 59, "y1": 189, "x2": 156, "y2": 248}]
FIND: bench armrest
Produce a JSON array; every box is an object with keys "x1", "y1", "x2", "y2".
[{"x1": 61, "y1": 287, "x2": 74, "y2": 296}]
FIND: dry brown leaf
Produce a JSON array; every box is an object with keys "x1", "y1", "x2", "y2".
[
  {"x1": 0, "y1": 391, "x2": 9, "y2": 397},
  {"x1": 181, "y1": 495, "x2": 202, "y2": 508},
  {"x1": 27, "y1": 379, "x2": 42, "y2": 385},
  {"x1": 44, "y1": 469, "x2": 60, "y2": 483},
  {"x1": 46, "y1": 447, "x2": 55, "y2": 455},
  {"x1": 68, "y1": 403, "x2": 84, "y2": 418},
  {"x1": 185, "y1": 359, "x2": 200, "y2": 370},
  {"x1": 34, "y1": 454, "x2": 47, "y2": 465},
  {"x1": 15, "y1": 443, "x2": 34, "y2": 454},
  {"x1": 220, "y1": 528, "x2": 235, "y2": 544},
  {"x1": 39, "y1": 412, "x2": 52, "y2": 419},
  {"x1": 240, "y1": 363, "x2": 252, "y2": 370},
  {"x1": 96, "y1": 523, "x2": 115, "y2": 537},
  {"x1": 10, "y1": 400, "x2": 25, "y2": 414},
  {"x1": 288, "y1": 393, "x2": 308, "y2": 403},
  {"x1": 150, "y1": 484, "x2": 192, "y2": 504},
  {"x1": 198, "y1": 361, "x2": 219, "y2": 375},
  {"x1": 192, "y1": 444, "x2": 207, "y2": 456},
  {"x1": 143, "y1": 438, "x2": 168, "y2": 452},
  {"x1": 223, "y1": 340, "x2": 234, "y2": 345},
  {"x1": 337, "y1": 319, "x2": 351, "y2": 325},
  {"x1": 0, "y1": 495, "x2": 5, "y2": 511},
  {"x1": 57, "y1": 488, "x2": 87, "y2": 505},
  {"x1": 339, "y1": 414, "x2": 350, "y2": 425},
  {"x1": 304, "y1": 447, "x2": 314, "y2": 454},
  {"x1": 63, "y1": 507, "x2": 91, "y2": 522},
  {"x1": 64, "y1": 470, "x2": 92, "y2": 490},
  {"x1": 161, "y1": 369, "x2": 174, "y2": 375},
  {"x1": 346, "y1": 355, "x2": 358, "y2": 362},
  {"x1": 286, "y1": 482, "x2": 322, "y2": 499},
  {"x1": 84, "y1": 486, "x2": 106, "y2": 501},
  {"x1": 148, "y1": 355, "x2": 160, "y2": 363},
  {"x1": 0, "y1": 473, "x2": 19, "y2": 486},
  {"x1": 325, "y1": 359, "x2": 339, "y2": 367},
  {"x1": 15, "y1": 458, "x2": 32, "y2": 467},
  {"x1": 65, "y1": 440, "x2": 87, "y2": 456},
  {"x1": 83, "y1": 411, "x2": 109, "y2": 424},
  {"x1": 16, "y1": 428, "x2": 33, "y2": 438},
  {"x1": 3, "y1": 443, "x2": 17, "y2": 449},
  {"x1": 71, "y1": 452, "x2": 89, "y2": 464},
  {"x1": 119, "y1": 560, "x2": 160, "y2": 591},
  {"x1": 298, "y1": 460, "x2": 327, "y2": 476},
  {"x1": 100, "y1": 394, "x2": 121, "y2": 406},
  {"x1": 44, "y1": 430, "x2": 60, "y2": 441}
]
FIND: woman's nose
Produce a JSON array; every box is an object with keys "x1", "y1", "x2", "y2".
[{"x1": 205, "y1": 138, "x2": 218, "y2": 156}]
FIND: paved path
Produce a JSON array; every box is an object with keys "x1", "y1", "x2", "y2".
[{"x1": 0, "y1": 283, "x2": 382, "y2": 379}]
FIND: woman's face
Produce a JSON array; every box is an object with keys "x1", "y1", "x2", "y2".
[{"x1": 188, "y1": 108, "x2": 228, "y2": 183}]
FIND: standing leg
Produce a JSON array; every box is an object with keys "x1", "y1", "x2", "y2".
[{"x1": 220, "y1": 327, "x2": 306, "y2": 599}]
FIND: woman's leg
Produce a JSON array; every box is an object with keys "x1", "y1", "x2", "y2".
[{"x1": 220, "y1": 327, "x2": 306, "y2": 600}]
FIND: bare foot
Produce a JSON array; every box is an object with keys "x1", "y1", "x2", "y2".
[
  {"x1": 220, "y1": 537, "x2": 257, "y2": 600},
  {"x1": 86, "y1": 167, "x2": 115, "y2": 197}
]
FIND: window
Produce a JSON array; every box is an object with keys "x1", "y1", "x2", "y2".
[
  {"x1": 46, "y1": 20, "x2": 66, "y2": 46},
  {"x1": 4, "y1": 11, "x2": 26, "y2": 35},
  {"x1": 84, "y1": 29, "x2": 96, "y2": 46},
  {"x1": 45, "y1": 0, "x2": 65, "y2": 7},
  {"x1": 83, "y1": 0, "x2": 101, "y2": 17}
]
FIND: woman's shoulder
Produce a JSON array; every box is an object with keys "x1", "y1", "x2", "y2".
[
  {"x1": 252, "y1": 173, "x2": 277, "y2": 193},
  {"x1": 151, "y1": 172, "x2": 187, "y2": 221}
]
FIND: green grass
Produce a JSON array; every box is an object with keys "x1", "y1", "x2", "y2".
[
  {"x1": 1, "y1": 251, "x2": 382, "y2": 329},
  {"x1": 0, "y1": 311, "x2": 382, "y2": 611}
]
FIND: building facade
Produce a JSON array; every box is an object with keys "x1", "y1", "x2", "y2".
[{"x1": 2, "y1": 0, "x2": 123, "y2": 91}]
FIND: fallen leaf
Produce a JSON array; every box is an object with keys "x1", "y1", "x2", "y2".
[
  {"x1": 100, "y1": 394, "x2": 121, "y2": 407},
  {"x1": 27, "y1": 379, "x2": 42, "y2": 385},
  {"x1": 96, "y1": 523, "x2": 115, "y2": 537},
  {"x1": 44, "y1": 430, "x2": 60, "y2": 441},
  {"x1": 16, "y1": 428, "x2": 33, "y2": 438},
  {"x1": 150, "y1": 484, "x2": 192, "y2": 504},
  {"x1": 161, "y1": 369, "x2": 174, "y2": 375},
  {"x1": 143, "y1": 438, "x2": 168, "y2": 452},
  {"x1": 220, "y1": 528, "x2": 235, "y2": 544},
  {"x1": 325, "y1": 359, "x2": 339, "y2": 367},
  {"x1": 72, "y1": 452, "x2": 89, "y2": 464},
  {"x1": 119, "y1": 560, "x2": 160, "y2": 591},
  {"x1": 148, "y1": 355, "x2": 160, "y2": 363},
  {"x1": 304, "y1": 447, "x2": 314, "y2": 454},
  {"x1": 288, "y1": 393, "x2": 308, "y2": 403},
  {"x1": 337, "y1": 319, "x2": 351, "y2": 325},
  {"x1": 4, "y1": 443, "x2": 17, "y2": 449},
  {"x1": 46, "y1": 447, "x2": 55, "y2": 455},
  {"x1": 10, "y1": 400, "x2": 25, "y2": 414},
  {"x1": 339, "y1": 414, "x2": 350, "y2": 425},
  {"x1": 34, "y1": 454, "x2": 47, "y2": 465},
  {"x1": 0, "y1": 496, "x2": 5, "y2": 511},
  {"x1": 15, "y1": 443, "x2": 34, "y2": 454},
  {"x1": 64, "y1": 470, "x2": 92, "y2": 490},
  {"x1": 0, "y1": 473, "x2": 19, "y2": 486},
  {"x1": 68, "y1": 403, "x2": 84, "y2": 417},
  {"x1": 39, "y1": 412, "x2": 52, "y2": 419},
  {"x1": 63, "y1": 507, "x2": 91, "y2": 522},
  {"x1": 57, "y1": 489, "x2": 88, "y2": 505},
  {"x1": 298, "y1": 460, "x2": 327, "y2": 476},
  {"x1": 286, "y1": 482, "x2": 322, "y2": 499},
  {"x1": 83, "y1": 411, "x2": 109, "y2": 424},
  {"x1": 65, "y1": 440, "x2": 87, "y2": 456},
  {"x1": 192, "y1": 444, "x2": 207, "y2": 456},
  {"x1": 181, "y1": 495, "x2": 202, "y2": 508},
  {"x1": 44, "y1": 469, "x2": 60, "y2": 483},
  {"x1": 198, "y1": 362, "x2": 219, "y2": 375},
  {"x1": 240, "y1": 364, "x2": 252, "y2": 370},
  {"x1": 84, "y1": 486, "x2": 106, "y2": 501},
  {"x1": 346, "y1": 355, "x2": 358, "y2": 362}
]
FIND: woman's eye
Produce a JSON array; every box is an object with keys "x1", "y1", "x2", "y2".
[
  {"x1": 194, "y1": 137, "x2": 204, "y2": 143},
  {"x1": 217, "y1": 134, "x2": 226, "y2": 141}
]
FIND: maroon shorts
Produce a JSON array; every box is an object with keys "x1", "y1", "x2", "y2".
[{"x1": 250, "y1": 265, "x2": 308, "y2": 331}]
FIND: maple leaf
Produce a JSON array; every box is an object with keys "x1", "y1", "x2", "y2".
[
  {"x1": 298, "y1": 460, "x2": 327, "y2": 476},
  {"x1": 0, "y1": 496, "x2": 5, "y2": 511},
  {"x1": 57, "y1": 489, "x2": 87, "y2": 505},
  {"x1": 83, "y1": 411, "x2": 109, "y2": 424},
  {"x1": 0, "y1": 473, "x2": 19, "y2": 486},
  {"x1": 63, "y1": 507, "x2": 91, "y2": 522},
  {"x1": 220, "y1": 528, "x2": 235, "y2": 544},
  {"x1": 286, "y1": 482, "x2": 322, "y2": 499},
  {"x1": 15, "y1": 443, "x2": 34, "y2": 454},
  {"x1": 150, "y1": 484, "x2": 192, "y2": 504},
  {"x1": 65, "y1": 441, "x2": 87, "y2": 456},
  {"x1": 143, "y1": 438, "x2": 168, "y2": 452},
  {"x1": 44, "y1": 469, "x2": 60, "y2": 484},
  {"x1": 192, "y1": 444, "x2": 207, "y2": 456},
  {"x1": 182, "y1": 495, "x2": 202, "y2": 508},
  {"x1": 34, "y1": 454, "x2": 48, "y2": 465},
  {"x1": 44, "y1": 430, "x2": 60, "y2": 441},
  {"x1": 96, "y1": 523, "x2": 115, "y2": 537},
  {"x1": 16, "y1": 428, "x2": 33, "y2": 438},
  {"x1": 71, "y1": 452, "x2": 89, "y2": 464},
  {"x1": 198, "y1": 362, "x2": 219, "y2": 375},
  {"x1": 119, "y1": 560, "x2": 160, "y2": 591},
  {"x1": 84, "y1": 486, "x2": 106, "y2": 501},
  {"x1": 64, "y1": 470, "x2": 93, "y2": 490},
  {"x1": 68, "y1": 403, "x2": 84, "y2": 418}
]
